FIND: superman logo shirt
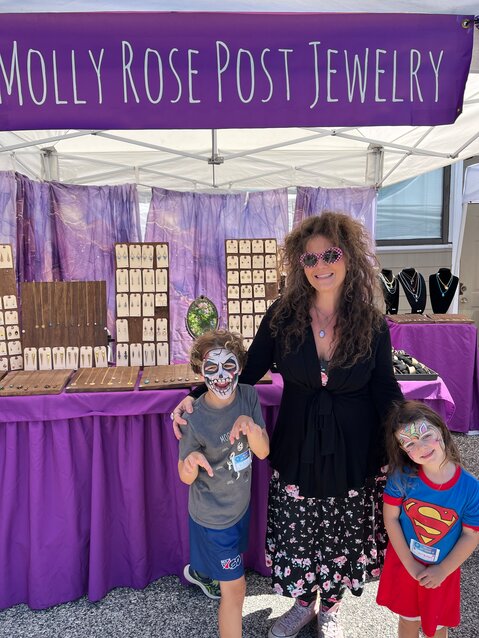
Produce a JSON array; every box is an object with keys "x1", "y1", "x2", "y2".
[{"x1": 384, "y1": 466, "x2": 479, "y2": 563}]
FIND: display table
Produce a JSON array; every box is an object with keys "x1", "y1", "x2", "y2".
[
  {"x1": 0, "y1": 374, "x2": 453, "y2": 610},
  {"x1": 387, "y1": 318, "x2": 479, "y2": 433}
]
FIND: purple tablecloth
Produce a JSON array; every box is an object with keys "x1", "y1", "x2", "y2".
[
  {"x1": 0, "y1": 374, "x2": 453, "y2": 610},
  {"x1": 387, "y1": 319, "x2": 479, "y2": 433}
]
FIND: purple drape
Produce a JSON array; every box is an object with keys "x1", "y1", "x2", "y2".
[
  {"x1": 0, "y1": 171, "x2": 141, "y2": 335},
  {"x1": 294, "y1": 187, "x2": 377, "y2": 239},
  {"x1": 50, "y1": 182, "x2": 141, "y2": 332},
  {"x1": 144, "y1": 187, "x2": 289, "y2": 362}
]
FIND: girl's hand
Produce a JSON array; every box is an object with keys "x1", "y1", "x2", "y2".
[
  {"x1": 183, "y1": 451, "x2": 214, "y2": 478},
  {"x1": 417, "y1": 564, "x2": 447, "y2": 589},
  {"x1": 171, "y1": 396, "x2": 195, "y2": 439},
  {"x1": 229, "y1": 415, "x2": 261, "y2": 443}
]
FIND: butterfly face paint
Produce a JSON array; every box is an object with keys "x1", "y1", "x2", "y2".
[{"x1": 202, "y1": 348, "x2": 240, "y2": 400}]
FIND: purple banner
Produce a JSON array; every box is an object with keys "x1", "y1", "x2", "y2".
[{"x1": 0, "y1": 12, "x2": 473, "y2": 130}]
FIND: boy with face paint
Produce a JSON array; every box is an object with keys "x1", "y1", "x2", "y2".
[{"x1": 178, "y1": 330, "x2": 269, "y2": 638}]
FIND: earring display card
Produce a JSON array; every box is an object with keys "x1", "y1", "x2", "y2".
[
  {"x1": 114, "y1": 242, "x2": 170, "y2": 367},
  {"x1": 0, "y1": 369, "x2": 74, "y2": 396},
  {"x1": 20, "y1": 281, "x2": 108, "y2": 370},
  {"x1": 225, "y1": 238, "x2": 279, "y2": 348},
  {"x1": 66, "y1": 365, "x2": 139, "y2": 392}
]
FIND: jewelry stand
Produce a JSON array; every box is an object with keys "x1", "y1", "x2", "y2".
[
  {"x1": 66, "y1": 365, "x2": 139, "y2": 392},
  {"x1": 397, "y1": 268, "x2": 427, "y2": 314},
  {"x1": 0, "y1": 369, "x2": 74, "y2": 396},
  {"x1": 378, "y1": 269, "x2": 399, "y2": 314},
  {"x1": 225, "y1": 238, "x2": 280, "y2": 349},
  {"x1": 429, "y1": 269, "x2": 459, "y2": 314}
]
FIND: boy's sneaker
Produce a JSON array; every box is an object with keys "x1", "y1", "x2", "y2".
[
  {"x1": 268, "y1": 599, "x2": 317, "y2": 638},
  {"x1": 183, "y1": 564, "x2": 221, "y2": 600}
]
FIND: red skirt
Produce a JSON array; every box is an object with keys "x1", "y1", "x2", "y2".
[{"x1": 376, "y1": 543, "x2": 460, "y2": 637}]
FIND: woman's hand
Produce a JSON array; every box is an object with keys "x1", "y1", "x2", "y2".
[{"x1": 171, "y1": 395, "x2": 195, "y2": 440}]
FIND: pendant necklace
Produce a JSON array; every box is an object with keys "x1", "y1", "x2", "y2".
[
  {"x1": 313, "y1": 305, "x2": 335, "y2": 339},
  {"x1": 379, "y1": 271, "x2": 398, "y2": 295},
  {"x1": 436, "y1": 272, "x2": 453, "y2": 297},
  {"x1": 398, "y1": 270, "x2": 422, "y2": 303}
]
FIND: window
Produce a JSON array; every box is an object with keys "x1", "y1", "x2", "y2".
[{"x1": 376, "y1": 167, "x2": 449, "y2": 245}]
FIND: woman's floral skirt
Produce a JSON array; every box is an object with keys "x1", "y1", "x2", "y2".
[{"x1": 265, "y1": 471, "x2": 388, "y2": 602}]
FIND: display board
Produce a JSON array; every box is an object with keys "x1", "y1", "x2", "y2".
[
  {"x1": 21, "y1": 281, "x2": 108, "y2": 370},
  {"x1": 115, "y1": 243, "x2": 170, "y2": 367},
  {"x1": 0, "y1": 244, "x2": 22, "y2": 373},
  {"x1": 225, "y1": 238, "x2": 280, "y2": 348},
  {"x1": 66, "y1": 366, "x2": 139, "y2": 392},
  {"x1": 0, "y1": 369, "x2": 74, "y2": 396}
]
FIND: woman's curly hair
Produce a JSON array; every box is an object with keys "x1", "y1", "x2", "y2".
[
  {"x1": 270, "y1": 211, "x2": 383, "y2": 368},
  {"x1": 190, "y1": 329, "x2": 247, "y2": 374}
]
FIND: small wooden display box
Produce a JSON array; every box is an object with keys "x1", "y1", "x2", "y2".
[
  {"x1": 0, "y1": 369, "x2": 74, "y2": 396},
  {"x1": 66, "y1": 366, "x2": 139, "y2": 392},
  {"x1": 427, "y1": 313, "x2": 474, "y2": 323},
  {"x1": 387, "y1": 314, "x2": 433, "y2": 323},
  {"x1": 388, "y1": 313, "x2": 474, "y2": 324},
  {"x1": 139, "y1": 365, "x2": 273, "y2": 390}
]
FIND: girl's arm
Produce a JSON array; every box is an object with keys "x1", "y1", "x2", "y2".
[
  {"x1": 383, "y1": 502, "x2": 423, "y2": 580},
  {"x1": 417, "y1": 526, "x2": 479, "y2": 589}
]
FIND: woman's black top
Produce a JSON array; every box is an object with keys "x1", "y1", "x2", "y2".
[{"x1": 238, "y1": 305, "x2": 403, "y2": 498}]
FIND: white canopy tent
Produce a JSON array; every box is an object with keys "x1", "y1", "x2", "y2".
[{"x1": 0, "y1": 0, "x2": 478, "y2": 192}]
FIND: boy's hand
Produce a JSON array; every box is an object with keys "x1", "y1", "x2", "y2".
[
  {"x1": 229, "y1": 415, "x2": 261, "y2": 443},
  {"x1": 183, "y1": 451, "x2": 214, "y2": 477},
  {"x1": 417, "y1": 564, "x2": 447, "y2": 589}
]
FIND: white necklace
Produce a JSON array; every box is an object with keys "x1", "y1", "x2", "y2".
[
  {"x1": 379, "y1": 271, "x2": 398, "y2": 295},
  {"x1": 313, "y1": 306, "x2": 336, "y2": 339}
]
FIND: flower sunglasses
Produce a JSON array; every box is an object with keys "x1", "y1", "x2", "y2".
[{"x1": 300, "y1": 247, "x2": 343, "y2": 268}]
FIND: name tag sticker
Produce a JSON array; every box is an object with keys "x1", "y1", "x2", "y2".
[
  {"x1": 409, "y1": 539, "x2": 440, "y2": 563},
  {"x1": 231, "y1": 449, "x2": 252, "y2": 473}
]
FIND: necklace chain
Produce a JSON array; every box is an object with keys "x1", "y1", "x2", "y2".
[
  {"x1": 379, "y1": 271, "x2": 398, "y2": 295},
  {"x1": 398, "y1": 270, "x2": 423, "y2": 303},
  {"x1": 435, "y1": 271, "x2": 454, "y2": 297},
  {"x1": 313, "y1": 305, "x2": 335, "y2": 339}
]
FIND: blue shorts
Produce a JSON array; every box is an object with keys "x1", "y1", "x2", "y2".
[{"x1": 189, "y1": 507, "x2": 250, "y2": 582}]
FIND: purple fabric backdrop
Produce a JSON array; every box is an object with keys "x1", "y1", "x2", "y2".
[
  {"x1": 145, "y1": 187, "x2": 288, "y2": 361},
  {"x1": 294, "y1": 186, "x2": 377, "y2": 238},
  {"x1": 0, "y1": 13, "x2": 473, "y2": 129}
]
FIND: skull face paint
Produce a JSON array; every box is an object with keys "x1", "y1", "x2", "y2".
[{"x1": 202, "y1": 348, "x2": 240, "y2": 400}]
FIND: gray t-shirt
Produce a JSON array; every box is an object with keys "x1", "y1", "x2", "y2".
[{"x1": 179, "y1": 384, "x2": 266, "y2": 529}]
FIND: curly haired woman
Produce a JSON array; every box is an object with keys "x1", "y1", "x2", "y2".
[{"x1": 173, "y1": 212, "x2": 403, "y2": 638}]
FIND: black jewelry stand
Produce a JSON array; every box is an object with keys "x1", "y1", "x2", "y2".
[
  {"x1": 429, "y1": 269, "x2": 459, "y2": 314},
  {"x1": 379, "y1": 269, "x2": 399, "y2": 314},
  {"x1": 398, "y1": 268, "x2": 427, "y2": 314}
]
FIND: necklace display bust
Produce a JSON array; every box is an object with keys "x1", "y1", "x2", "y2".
[
  {"x1": 429, "y1": 268, "x2": 459, "y2": 314},
  {"x1": 378, "y1": 269, "x2": 399, "y2": 314},
  {"x1": 398, "y1": 268, "x2": 427, "y2": 314}
]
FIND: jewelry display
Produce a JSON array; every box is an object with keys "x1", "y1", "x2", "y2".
[
  {"x1": 0, "y1": 244, "x2": 13, "y2": 269},
  {"x1": 155, "y1": 293, "x2": 167, "y2": 307},
  {"x1": 0, "y1": 357, "x2": 8, "y2": 371},
  {"x1": 129, "y1": 244, "x2": 142, "y2": 265},
  {"x1": 0, "y1": 297, "x2": 2, "y2": 310},
  {"x1": 6, "y1": 325, "x2": 20, "y2": 340},
  {"x1": 5, "y1": 310, "x2": 18, "y2": 325},
  {"x1": 156, "y1": 342, "x2": 169, "y2": 365},
  {"x1": 129, "y1": 293, "x2": 142, "y2": 317},
  {"x1": 129, "y1": 269, "x2": 142, "y2": 292},
  {"x1": 0, "y1": 312, "x2": 3, "y2": 326},
  {"x1": 9, "y1": 355, "x2": 23, "y2": 371},
  {"x1": 378, "y1": 269, "x2": 399, "y2": 315},
  {"x1": 143, "y1": 269, "x2": 155, "y2": 292},
  {"x1": 52, "y1": 346, "x2": 66, "y2": 370},
  {"x1": 155, "y1": 269, "x2": 168, "y2": 292},
  {"x1": 38, "y1": 347, "x2": 53, "y2": 371},
  {"x1": 117, "y1": 293, "x2": 129, "y2": 317},
  {"x1": 116, "y1": 343, "x2": 129, "y2": 366},
  {"x1": 141, "y1": 244, "x2": 154, "y2": 269},
  {"x1": 116, "y1": 319, "x2": 129, "y2": 342},
  {"x1": 252, "y1": 239, "x2": 264, "y2": 253},
  {"x1": 79, "y1": 346, "x2": 93, "y2": 368},
  {"x1": 397, "y1": 268, "x2": 427, "y2": 314},
  {"x1": 239, "y1": 240, "x2": 251, "y2": 253},
  {"x1": 143, "y1": 343, "x2": 156, "y2": 366},
  {"x1": 156, "y1": 318, "x2": 168, "y2": 341},
  {"x1": 155, "y1": 244, "x2": 169, "y2": 268},
  {"x1": 115, "y1": 244, "x2": 129, "y2": 269},
  {"x1": 116, "y1": 269, "x2": 129, "y2": 293},
  {"x1": 240, "y1": 270, "x2": 252, "y2": 284},
  {"x1": 429, "y1": 269, "x2": 459, "y2": 314},
  {"x1": 142, "y1": 293, "x2": 155, "y2": 317},
  {"x1": 3, "y1": 295, "x2": 17, "y2": 309},
  {"x1": 226, "y1": 240, "x2": 238, "y2": 253},
  {"x1": 66, "y1": 366, "x2": 139, "y2": 392},
  {"x1": 392, "y1": 348, "x2": 438, "y2": 380},
  {"x1": 94, "y1": 346, "x2": 108, "y2": 368},
  {"x1": 129, "y1": 343, "x2": 143, "y2": 366},
  {"x1": 0, "y1": 247, "x2": 21, "y2": 372},
  {"x1": 0, "y1": 342, "x2": 7, "y2": 356},
  {"x1": 66, "y1": 346, "x2": 79, "y2": 369},
  {"x1": 225, "y1": 237, "x2": 279, "y2": 348},
  {"x1": 0, "y1": 369, "x2": 74, "y2": 396},
  {"x1": 227, "y1": 271, "x2": 239, "y2": 285},
  {"x1": 143, "y1": 318, "x2": 155, "y2": 341},
  {"x1": 7, "y1": 340, "x2": 22, "y2": 356}
]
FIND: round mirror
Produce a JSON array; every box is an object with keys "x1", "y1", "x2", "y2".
[{"x1": 185, "y1": 295, "x2": 219, "y2": 338}]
